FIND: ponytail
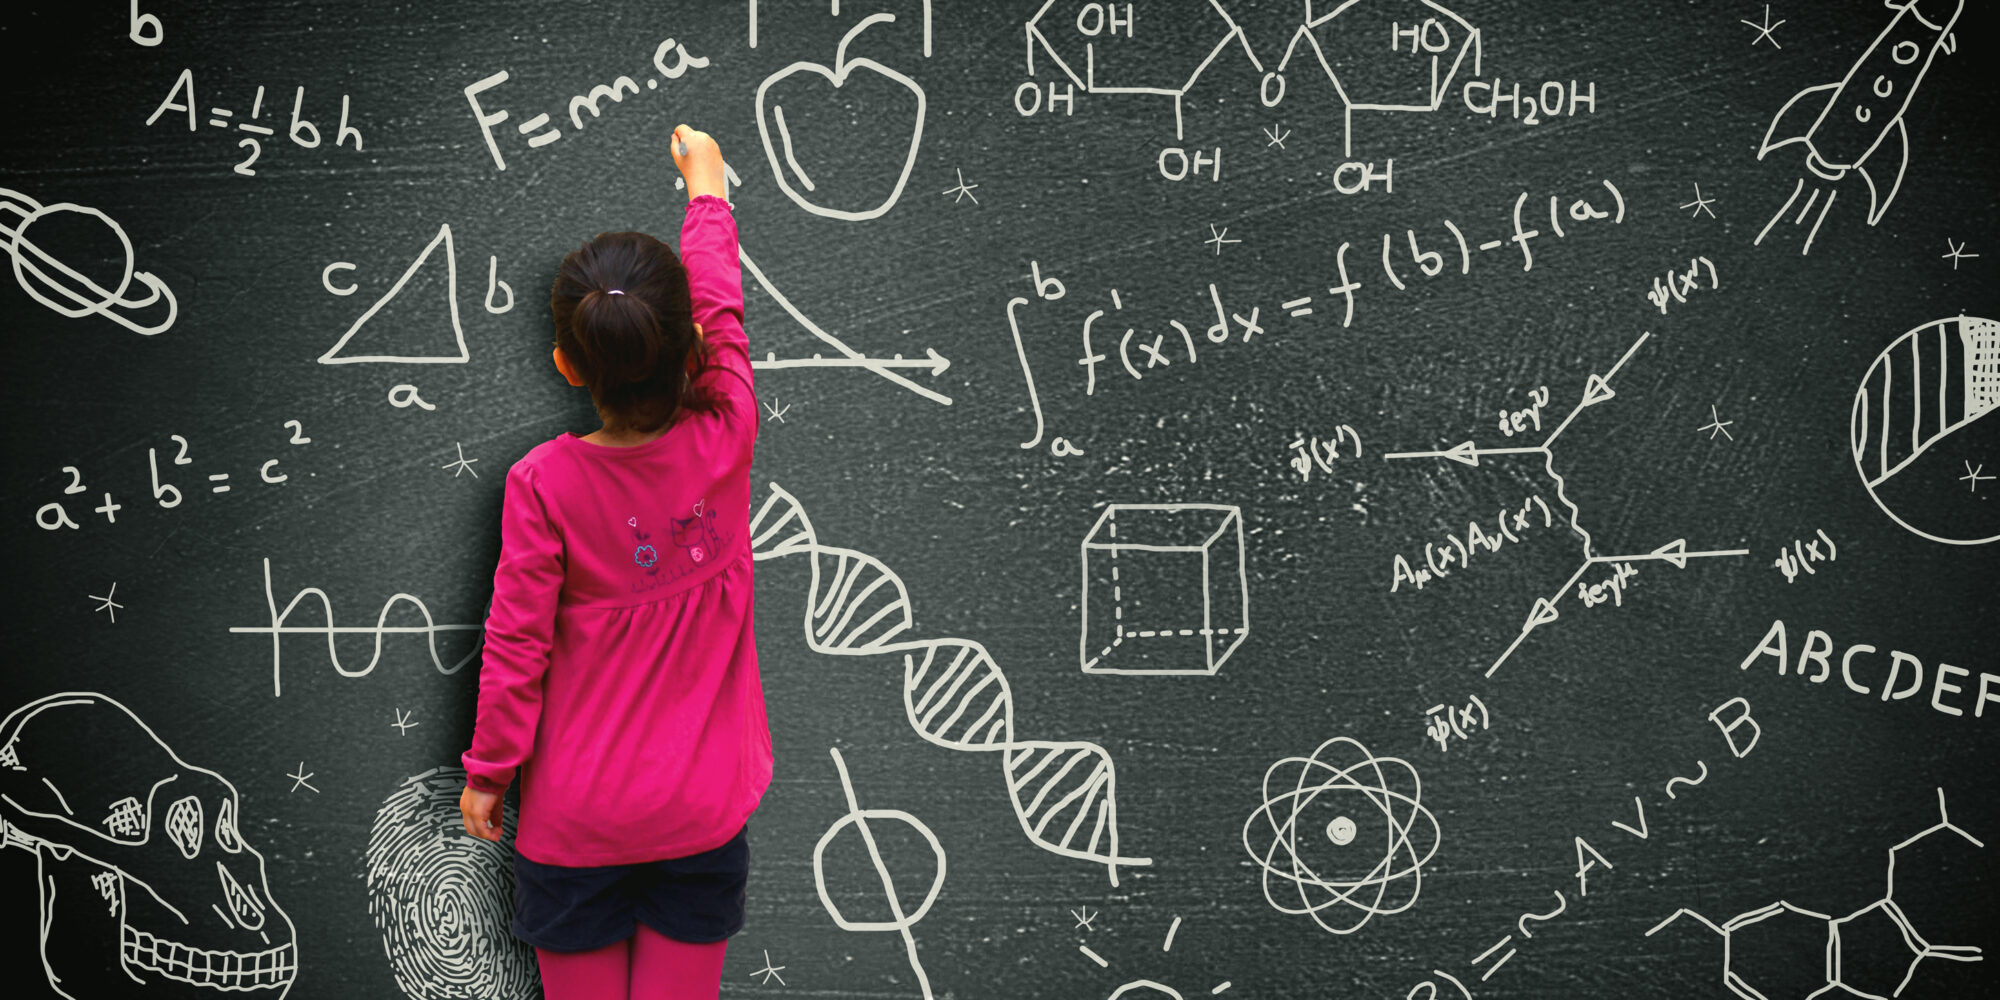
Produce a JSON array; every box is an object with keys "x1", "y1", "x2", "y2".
[
  {"x1": 551, "y1": 231, "x2": 714, "y2": 431},
  {"x1": 572, "y1": 287, "x2": 664, "y2": 381}
]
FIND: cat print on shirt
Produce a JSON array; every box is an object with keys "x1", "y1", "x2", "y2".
[
  {"x1": 671, "y1": 498, "x2": 721, "y2": 565},
  {"x1": 627, "y1": 501, "x2": 735, "y2": 595}
]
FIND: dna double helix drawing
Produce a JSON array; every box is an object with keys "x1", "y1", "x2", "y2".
[{"x1": 751, "y1": 483, "x2": 1152, "y2": 885}]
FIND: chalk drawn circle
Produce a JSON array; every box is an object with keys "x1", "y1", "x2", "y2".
[
  {"x1": 366, "y1": 767, "x2": 539, "y2": 1000},
  {"x1": 12, "y1": 203, "x2": 136, "y2": 306},
  {"x1": 1849, "y1": 315, "x2": 2000, "y2": 545},
  {"x1": 1242, "y1": 736, "x2": 1441, "y2": 935},
  {"x1": 813, "y1": 807, "x2": 946, "y2": 932},
  {"x1": 1892, "y1": 40, "x2": 1920, "y2": 65},
  {"x1": 1326, "y1": 815, "x2": 1357, "y2": 846}
]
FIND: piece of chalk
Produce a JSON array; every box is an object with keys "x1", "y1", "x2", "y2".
[{"x1": 677, "y1": 140, "x2": 688, "y2": 156}]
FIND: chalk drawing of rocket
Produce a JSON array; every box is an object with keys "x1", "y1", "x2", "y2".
[{"x1": 1755, "y1": 0, "x2": 1962, "y2": 252}]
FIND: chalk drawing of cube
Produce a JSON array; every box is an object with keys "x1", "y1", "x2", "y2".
[{"x1": 1079, "y1": 503, "x2": 1249, "y2": 675}]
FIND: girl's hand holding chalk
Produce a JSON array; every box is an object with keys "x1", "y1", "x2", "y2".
[{"x1": 672, "y1": 124, "x2": 727, "y2": 203}]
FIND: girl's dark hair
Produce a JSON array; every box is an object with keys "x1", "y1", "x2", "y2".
[{"x1": 551, "y1": 231, "x2": 714, "y2": 432}]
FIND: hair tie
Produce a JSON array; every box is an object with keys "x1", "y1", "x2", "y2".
[{"x1": 606, "y1": 289, "x2": 625, "y2": 296}]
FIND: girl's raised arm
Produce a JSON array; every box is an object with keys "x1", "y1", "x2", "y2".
[{"x1": 671, "y1": 125, "x2": 746, "y2": 360}]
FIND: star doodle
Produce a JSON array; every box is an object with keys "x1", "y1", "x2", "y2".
[
  {"x1": 286, "y1": 762, "x2": 319, "y2": 794},
  {"x1": 1741, "y1": 4, "x2": 1784, "y2": 48},
  {"x1": 1962, "y1": 461, "x2": 1993, "y2": 493},
  {"x1": 1697, "y1": 405, "x2": 1735, "y2": 441},
  {"x1": 762, "y1": 398, "x2": 791, "y2": 423},
  {"x1": 89, "y1": 582, "x2": 123, "y2": 623},
  {"x1": 1942, "y1": 238, "x2": 1979, "y2": 269},
  {"x1": 441, "y1": 442, "x2": 480, "y2": 478},
  {"x1": 1204, "y1": 224, "x2": 1240, "y2": 256},
  {"x1": 942, "y1": 168, "x2": 979, "y2": 205},
  {"x1": 391, "y1": 708, "x2": 418, "y2": 735},
  {"x1": 1072, "y1": 906, "x2": 1097, "y2": 930},
  {"x1": 1263, "y1": 124, "x2": 1291, "y2": 149},
  {"x1": 1680, "y1": 183, "x2": 1716, "y2": 219},
  {"x1": 748, "y1": 948, "x2": 787, "y2": 986}
]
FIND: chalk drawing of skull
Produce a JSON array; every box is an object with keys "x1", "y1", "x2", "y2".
[{"x1": 0, "y1": 692, "x2": 297, "y2": 997}]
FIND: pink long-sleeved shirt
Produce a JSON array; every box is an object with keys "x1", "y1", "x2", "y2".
[{"x1": 463, "y1": 195, "x2": 772, "y2": 866}]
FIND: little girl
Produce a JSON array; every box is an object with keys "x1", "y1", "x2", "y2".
[{"x1": 458, "y1": 123, "x2": 772, "y2": 1000}]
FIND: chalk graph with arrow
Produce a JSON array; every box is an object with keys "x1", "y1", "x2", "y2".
[
  {"x1": 1386, "y1": 331, "x2": 1749, "y2": 678},
  {"x1": 740, "y1": 245, "x2": 952, "y2": 406},
  {"x1": 654, "y1": 155, "x2": 955, "y2": 406}
]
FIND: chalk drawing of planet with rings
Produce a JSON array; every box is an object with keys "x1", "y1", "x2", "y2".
[
  {"x1": 1241, "y1": 736, "x2": 1441, "y2": 935},
  {"x1": 0, "y1": 187, "x2": 177, "y2": 335},
  {"x1": 1850, "y1": 314, "x2": 2000, "y2": 545}
]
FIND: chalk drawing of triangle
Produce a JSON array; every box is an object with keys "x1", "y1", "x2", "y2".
[{"x1": 319, "y1": 223, "x2": 470, "y2": 364}]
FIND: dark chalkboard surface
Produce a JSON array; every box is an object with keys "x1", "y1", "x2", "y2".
[{"x1": 4, "y1": 1, "x2": 1996, "y2": 998}]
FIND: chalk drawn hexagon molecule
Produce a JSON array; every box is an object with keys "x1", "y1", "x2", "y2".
[
  {"x1": 1646, "y1": 788, "x2": 1985, "y2": 1000},
  {"x1": 1241, "y1": 735, "x2": 1441, "y2": 935},
  {"x1": 366, "y1": 767, "x2": 539, "y2": 1000},
  {"x1": 1850, "y1": 315, "x2": 2000, "y2": 545},
  {"x1": 1024, "y1": 0, "x2": 1262, "y2": 141},
  {"x1": 1264, "y1": 0, "x2": 1483, "y2": 157}
]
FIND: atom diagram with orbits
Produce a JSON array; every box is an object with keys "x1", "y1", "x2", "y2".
[{"x1": 1242, "y1": 735, "x2": 1441, "y2": 935}]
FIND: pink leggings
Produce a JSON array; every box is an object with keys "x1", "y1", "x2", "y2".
[{"x1": 536, "y1": 924, "x2": 727, "y2": 1000}]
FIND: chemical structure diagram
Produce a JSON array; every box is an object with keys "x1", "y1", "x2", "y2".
[
  {"x1": 1645, "y1": 787, "x2": 1985, "y2": 1000},
  {"x1": 1269, "y1": 0, "x2": 1482, "y2": 157},
  {"x1": 1017, "y1": 1, "x2": 1592, "y2": 178},
  {"x1": 1020, "y1": 0, "x2": 1264, "y2": 145},
  {"x1": 1384, "y1": 330, "x2": 1751, "y2": 680}
]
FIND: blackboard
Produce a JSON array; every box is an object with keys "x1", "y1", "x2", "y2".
[{"x1": 4, "y1": 1, "x2": 1996, "y2": 998}]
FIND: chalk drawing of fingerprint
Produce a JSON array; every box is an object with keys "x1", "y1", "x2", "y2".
[
  {"x1": 752, "y1": 482, "x2": 1152, "y2": 885},
  {"x1": 366, "y1": 767, "x2": 540, "y2": 1000}
]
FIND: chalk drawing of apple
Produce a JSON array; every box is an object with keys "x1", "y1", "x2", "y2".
[{"x1": 756, "y1": 12, "x2": 926, "y2": 222}]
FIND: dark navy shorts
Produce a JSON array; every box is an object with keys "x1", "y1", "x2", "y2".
[{"x1": 512, "y1": 824, "x2": 749, "y2": 952}]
